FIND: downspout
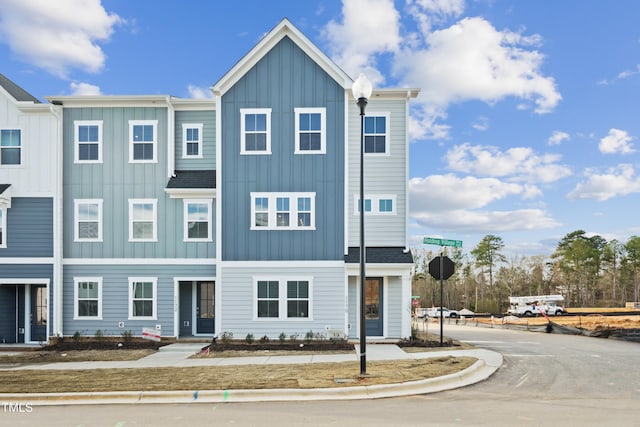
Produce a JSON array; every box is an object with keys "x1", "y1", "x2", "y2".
[
  {"x1": 404, "y1": 90, "x2": 411, "y2": 253},
  {"x1": 166, "y1": 96, "x2": 175, "y2": 178}
]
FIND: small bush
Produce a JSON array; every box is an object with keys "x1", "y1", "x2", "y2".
[
  {"x1": 94, "y1": 329, "x2": 104, "y2": 340},
  {"x1": 72, "y1": 331, "x2": 82, "y2": 342},
  {"x1": 220, "y1": 331, "x2": 233, "y2": 344},
  {"x1": 245, "y1": 333, "x2": 254, "y2": 344},
  {"x1": 121, "y1": 330, "x2": 133, "y2": 343},
  {"x1": 305, "y1": 330, "x2": 314, "y2": 343},
  {"x1": 259, "y1": 335, "x2": 270, "y2": 344},
  {"x1": 279, "y1": 332, "x2": 287, "y2": 344}
]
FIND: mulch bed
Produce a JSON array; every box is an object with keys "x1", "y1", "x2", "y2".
[
  {"x1": 42, "y1": 338, "x2": 164, "y2": 351},
  {"x1": 205, "y1": 341, "x2": 354, "y2": 352}
]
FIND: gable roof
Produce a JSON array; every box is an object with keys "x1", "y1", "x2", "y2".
[
  {"x1": 0, "y1": 73, "x2": 41, "y2": 103},
  {"x1": 166, "y1": 170, "x2": 216, "y2": 189},
  {"x1": 212, "y1": 18, "x2": 352, "y2": 96},
  {"x1": 0, "y1": 184, "x2": 10, "y2": 195}
]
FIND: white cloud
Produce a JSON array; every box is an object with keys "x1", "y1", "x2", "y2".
[
  {"x1": 322, "y1": 0, "x2": 400, "y2": 86},
  {"x1": 407, "y1": 0, "x2": 465, "y2": 34},
  {"x1": 548, "y1": 130, "x2": 569, "y2": 146},
  {"x1": 395, "y1": 16, "x2": 561, "y2": 123},
  {"x1": 187, "y1": 84, "x2": 213, "y2": 99},
  {"x1": 0, "y1": 0, "x2": 121, "y2": 78},
  {"x1": 567, "y1": 164, "x2": 640, "y2": 201},
  {"x1": 599, "y1": 128, "x2": 635, "y2": 154},
  {"x1": 412, "y1": 208, "x2": 559, "y2": 233},
  {"x1": 69, "y1": 82, "x2": 101, "y2": 95},
  {"x1": 445, "y1": 143, "x2": 572, "y2": 183},
  {"x1": 471, "y1": 116, "x2": 489, "y2": 131}
]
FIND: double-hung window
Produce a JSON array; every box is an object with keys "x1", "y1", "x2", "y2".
[
  {"x1": 295, "y1": 108, "x2": 326, "y2": 154},
  {"x1": 74, "y1": 199, "x2": 103, "y2": 242},
  {"x1": 250, "y1": 192, "x2": 315, "y2": 230},
  {"x1": 255, "y1": 278, "x2": 312, "y2": 320},
  {"x1": 182, "y1": 123, "x2": 203, "y2": 158},
  {"x1": 129, "y1": 199, "x2": 157, "y2": 241},
  {"x1": 364, "y1": 114, "x2": 389, "y2": 154},
  {"x1": 74, "y1": 278, "x2": 102, "y2": 319},
  {"x1": 0, "y1": 129, "x2": 21, "y2": 165},
  {"x1": 240, "y1": 108, "x2": 271, "y2": 154},
  {"x1": 129, "y1": 120, "x2": 158, "y2": 162},
  {"x1": 128, "y1": 278, "x2": 157, "y2": 320},
  {"x1": 184, "y1": 199, "x2": 212, "y2": 241},
  {"x1": 0, "y1": 207, "x2": 5, "y2": 248},
  {"x1": 75, "y1": 121, "x2": 102, "y2": 163}
]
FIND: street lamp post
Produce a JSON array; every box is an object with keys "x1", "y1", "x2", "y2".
[{"x1": 352, "y1": 73, "x2": 372, "y2": 376}]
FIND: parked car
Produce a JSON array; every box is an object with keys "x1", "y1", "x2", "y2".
[{"x1": 425, "y1": 307, "x2": 459, "y2": 318}]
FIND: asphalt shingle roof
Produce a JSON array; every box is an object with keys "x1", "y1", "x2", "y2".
[
  {"x1": 0, "y1": 184, "x2": 11, "y2": 195},
  {"x1": 166, "y1": 170, "x2": 216, "y2": 189},
  {"x1": 0, "y1": 73, "x2": 40, "y2": 103},
  {"x1": 345, "y1": 247, "x2": 414, "y2": 264}
]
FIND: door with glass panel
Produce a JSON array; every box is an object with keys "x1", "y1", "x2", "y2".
[
  {"x1": 196, "y1": 281, "x2": 214, "y2": 334},
  {"x1": 365, "y1": 278, "x2": 383, "y2": 336}
]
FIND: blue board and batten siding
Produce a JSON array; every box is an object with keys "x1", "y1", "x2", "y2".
[
  {"x1": 221, "y1": 36, "x2": 345, "y2": 261},
  {"x1": 62, "y1": 107, "x2": 215, "y2": 260},
  {"x1": 175, "y1": 110, "x2": 216, "y2": 170},
  {"x1": 0, "y1": 198, "x2": 53, "y2": 258}
]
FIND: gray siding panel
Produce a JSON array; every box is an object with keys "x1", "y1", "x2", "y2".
[
  {"x1": 175, "y1": 110, "x2": 216, "y2": 170},
  {"x1": 219, "y1": 265, "x2": 345, "y2": 338},
  {"x1": 0, "y1": 198, "x2": 53, "y2": 257},
  {"x1": 62, "y1": 107, "x2": 215, "y2": 259},
  {"x1": 62, "y1": 264, "x2": 216, "y2": 337},
  {"x1": 387, "y1": 277, "x2": 402, "y2": 338},
  {"x1": 221, "y1": 36, "x2": 345, "y2": 261}
]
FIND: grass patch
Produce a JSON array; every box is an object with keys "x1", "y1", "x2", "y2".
[
  {"x1": 0, "y1": 357, "x2": 476, "y2": 393},
  {"x1": 0, "y1": 349, "x2": 155, "y2": 365}
]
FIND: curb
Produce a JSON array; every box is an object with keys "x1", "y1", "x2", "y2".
[{"x1": 0, "y1": 350, "x2": 502, "y2": 405}]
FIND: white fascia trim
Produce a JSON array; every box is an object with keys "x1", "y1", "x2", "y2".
[
  {"x1": 344, "y1": 263, "x2": 412, "y2": 275},
  {"x1": 404, "y1": 97, "x2": 410, "y2": 251},
  {"x1": 63, "y1": 258, "x2": 217, "y2": 265},
  {"x1": 0, "y1": 258, "x2": 55, "y2": 264},
  {"x1": 221, "y1": 260, "x2": 344, "y2": 269},
  {"x1": 167, "y1": 97, "x2": 175, "y2": 178},
  {"x1": 215, "y1": 94, "x2": 222, "y2": 333},
  {"x1": 0, "y1": 278, "x2": 50, "y2": 285},
  {"x1": 343, "y1": 91, "x2": 350, "y2": 256},
  {"x1": 165, "y1": 188, "x2": 216, "y2": 199}
]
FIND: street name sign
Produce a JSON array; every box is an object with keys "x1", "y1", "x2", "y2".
[{"x1": 423, "y1": 237, "x2": 463, "y2": 248}]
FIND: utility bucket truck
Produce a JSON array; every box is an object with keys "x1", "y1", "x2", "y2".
[{"x1": 507, "y1": 295, "x2": 567, "y2": 316}]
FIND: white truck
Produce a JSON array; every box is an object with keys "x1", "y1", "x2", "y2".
[
  {"x1": 507, "y1": 295, "x2": 567, "y2": 317},
  {"x1": 418, "y1": 307, "x2": 459, "y2": 318}
]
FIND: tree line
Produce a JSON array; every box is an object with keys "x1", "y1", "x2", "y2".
[{"x1": 412, "y1": 231, "x2": 640, "y2": 313}]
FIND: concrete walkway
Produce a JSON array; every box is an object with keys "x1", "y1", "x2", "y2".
[{"x1": 0, "y1": 344, "x2": 503, "y2": 405}]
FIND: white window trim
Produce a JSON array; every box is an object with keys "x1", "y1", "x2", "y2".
[
  {"x1": 250, "y1": 192, "x2": 316, "y2": 230},
  {"x1": 0, "y1": 206, "x2": 6, "y2": 248},
  {"x1": 128, "y1": 198, "x2": 158, "y2": 242},
  {"x1": 128, "y1": 277, "x2": 158, "y2": 320},
  {"x1": 0, "y1": 128, "x2": 22, "y2": 167},
  {"x1": 74, "y1": 120, "x2": 103, "y2": 164},
  {"x1": 129, "y1": 120, "x2": 158, "y2": 163},
  {"x1": 182, "y1": 123, "x2": 204, "y2": 159},
  {"x1": 73, "y1": 277, "x2": 103, "y2": 320},
  {"x1": 240, "y1": 108, "x2": 271, "y2": 155},
  {"x1": 364, "y1": 113, "x2": 390, "y2": 156},
  {"x1": 183, "y1": 198, "x2": 213, "y2": 242},
  {"x1": 294, "y1": 107, "x2": 326, "y2": 155},
  {"x1": 74, "y1": 199, "x2": 103, "y2": 242},
  {"x1": 354, "y1": 194, "x2": 397, "y2": 215},
  {"x1": 252, "y1": 276, "x2": 313, "y2": 321}
]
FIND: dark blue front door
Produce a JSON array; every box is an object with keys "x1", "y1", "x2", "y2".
[{"x1": 365, "y1": 278, "x2": 383, "y2": 336}]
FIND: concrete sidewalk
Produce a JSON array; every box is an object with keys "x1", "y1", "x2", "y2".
[{"x1": 0, "y1": 344, "x2": 503, "y2": 405}]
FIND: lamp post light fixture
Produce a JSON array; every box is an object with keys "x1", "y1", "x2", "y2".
[{"x1": 352, "y1": 73, "x2": 372, "y2": 376}]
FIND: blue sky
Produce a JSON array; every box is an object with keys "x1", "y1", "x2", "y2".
[{"x1": 1, "y1": 0, "x2": 638, "y2": 257}]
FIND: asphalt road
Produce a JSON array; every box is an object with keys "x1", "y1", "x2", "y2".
[{"x1": 2, "y1": 324, "x2": 638, "y2": 426}]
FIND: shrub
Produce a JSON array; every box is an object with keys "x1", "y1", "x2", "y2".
[
  {"x1": 121, "y1": 330, "x2": 133, "y2": 343},
  {"x1": 245, "y1": 333, "x2": 254, "y2": 344},
  {"x1": 259, "y1": 335, "x2": 270, "y2": 344},
  {"x1": 279, "y1": 332, "x2": 287, "y2": 344},
  {"x1": 305, "y1": 330, "x2": 314, "y2": 343},
  {"x1": 72, "y1": 331, "x2": 82, "y2": 342},
  {"x1": 220, "y1": 331, "x2": 233, "y2": 344},
  {"x1": 94, "y1": 329, "x2": 104, "y2": 340}
]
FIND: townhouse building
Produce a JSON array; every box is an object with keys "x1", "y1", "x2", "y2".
[
  {"x1": 2, "y1": 18, "x2": 417, "y2": 343},
  {"x1": 0, "y1": 73, "x2": 62, "y2": 344}
]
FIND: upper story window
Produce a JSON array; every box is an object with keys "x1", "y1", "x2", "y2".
[
  {"x1": 129, "y1": 199, "x2": 157, "y2": 242},
  {"x1": 364, "y1": 114, "x2": 389, "y2": 154},
  {"x1": 184, "y1": 199, "x2": 212, "y2": 241},
  {"x1": 74, "y1": 199, "x2": 103, "y2": 242},
  {"x1": 74, "y1": 277, "x2": 102, "y2": 319},
  {"x1": 295, "y1": 108, "x2": 326, "y2": 154},
  {"x1": 182, "y1": 123, "x2": 203, "y2": 159},
  {"x1": 0, "y1": 129, "x2": 21, "y2": 165},
  {"x1": 75, "y1": 121, "x2": 103, "y2": 163},
  {"x1": 0, "y1": 207, "x2": 5, "y2": 248},
  {"x1": 355, "y1": 195, "x2": 396, "y2": 215},
  {"x1": 250, "y1": 192, "x2": 315, "y2": 230},
  {"x1": 241, "y1": 108, "x2": 271, "y2": 154},
  {"x1": 129, "y1": 120, "x2": 158, "y2": 163}
]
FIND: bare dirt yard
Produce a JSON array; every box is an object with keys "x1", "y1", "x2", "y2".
[{"x1": 474, "y1": 314, "x2": 640, "y2": 330}]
